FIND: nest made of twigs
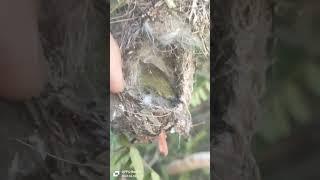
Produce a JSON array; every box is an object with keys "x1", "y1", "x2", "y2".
[{"x1": 110, "y1": 0, "x2": 210, "y2": 141}]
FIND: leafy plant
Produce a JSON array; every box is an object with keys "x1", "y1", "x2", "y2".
[
  {"x1": 190, "y1": 72, "x2": 210, "y2": 108},
  {"x1": 255, "y1": 1, "x2": 320, "y2": 143},
  {"x1": 110, "y1": 0, "x2": 127, "y2": 15},
  {"x1": 130, "y1": 146, "x2": 144, "y2": 180},
  {"x1": 110, "y1": 132, "x2": 162, "y2": 180}
]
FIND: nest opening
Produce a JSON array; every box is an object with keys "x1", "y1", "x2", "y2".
[{"x1": 111, "y1": 42, "x2": 194, "y2": 141}]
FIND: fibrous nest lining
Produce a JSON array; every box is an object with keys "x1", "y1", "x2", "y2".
[
  {"x1": 110, "y1": 0, "x2": 210, "y2": 141},
  {"x1": 111, "y1": 45, "x2": 194, "y2": 139}
]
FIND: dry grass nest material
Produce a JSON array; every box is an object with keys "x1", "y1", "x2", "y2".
[{"x1": 110, "y1": 0, "x2": 210, "y2": 141}]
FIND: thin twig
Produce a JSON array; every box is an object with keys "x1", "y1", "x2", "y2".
[
  {"x1": 191, "y1": 121, "x2": 206, "y2": 127},
  {"x1": 110, "y1": 17, "x2": 139, "y2": 24},
  {"x1": 166, "y1": 151, "x2": 210, "y2": 175},
  {"x1": 124, "y1": 109, "x2": 172, "y2": 118},
  {"x1": 189, "y1": 0, "x2": 198, "y2": 21}
]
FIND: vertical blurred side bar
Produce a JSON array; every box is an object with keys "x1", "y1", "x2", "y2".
[
  {"x1": 106, "y1": 0, "x2": 111, "y2": 179},
  {"x1": 212, "y1": 0, "x2": 272, "y2": 180}
]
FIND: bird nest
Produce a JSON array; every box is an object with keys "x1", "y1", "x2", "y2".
[
  {"x1": 111, "y1": 44, "x2": 195, "y2": 141},
  {"x1": 110, "y1": 0, "x2": 209, "y2": 141}
]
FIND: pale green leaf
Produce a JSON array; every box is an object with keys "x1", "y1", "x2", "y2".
[
  {"x1": 191, "y1": 92, "x2": 201, "y2": 107},
  {"x1": 130, "y1": 146, "x2": 144, "y2": 180},
  {"x1": 151, "y1": 170, "x2": 161, "y2": 180},
  {"x1": 198, "y1": 87, "x2": 208, "y2": 101},
  {"x1": 205, "y1": 81, "x2": 210, "y2": 91},
  {"x1": 111, "y1": 148, "x2": 130, "y2": 176}
]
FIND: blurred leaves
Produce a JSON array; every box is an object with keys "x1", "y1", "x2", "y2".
[
  {"x1": 119, "y1": 133, "x2": 130, "y2": 146},
  {"x1": 130, "y1": 146, "x2": 145, "y2": 180},
  {"x1": 257, "y1": 0, "x2": 320, "y2": 143},
  {"x1": 110, "y1": 132, "x2": 162, "y2": 180},
  {"x1": 185, "y1": 130, "x2": 207, "y2": 154},
  {"x1": 110, "y1": 148, "x2": 130, "y2": 180},
  {"x1": 110, "y1": 0, "x2": 127, "y2": 14},
  {"x1": 259, "y1": 94, "x2": 290, "y2": 142},
  {"x1": 304, "y1": 63, "x2": 320, "y2": 96},
  {"x1": 151, "y1": 169, "x2": 161, "y2": 180},
  {"x1": 190, "y1": 73, "x2": 210, "y2": 108},
  {"x1": 259, "y1": 57, "x2": 317, "y2": 142},
  {"x1": 285, "y1": 82, "x2": 311, "y2": 122}
]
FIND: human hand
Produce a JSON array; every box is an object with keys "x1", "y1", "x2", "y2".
[{"x1": 110, "y1": 33, "x2": 124, "y2": 93}]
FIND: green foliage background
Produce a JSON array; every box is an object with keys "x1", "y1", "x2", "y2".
[{"x1": 255, "y1": 0, "x2": 320, "y2": 156}]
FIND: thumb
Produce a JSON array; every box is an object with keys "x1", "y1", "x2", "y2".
[{"x1": 110, "y1": 33, "x2": 124, "y2": 93}]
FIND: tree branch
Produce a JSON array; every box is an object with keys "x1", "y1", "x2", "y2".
[{"x1": 166, "y1": 151, "x2": 210, "y2": 175}]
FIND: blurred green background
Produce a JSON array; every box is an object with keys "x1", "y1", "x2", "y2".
[{"x1": 253, "y1": 1, "x2": 320, "y2": 179}]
